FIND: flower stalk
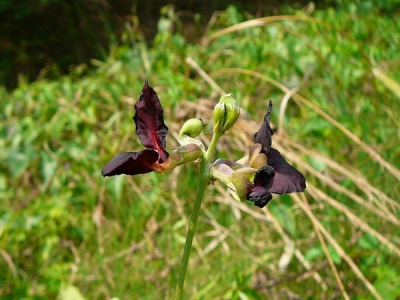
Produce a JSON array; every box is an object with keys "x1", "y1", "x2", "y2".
[
  {"x1": 175, "y1": 130, "x2": 223, "y2": 299},
  {"x1": 175, "y1": 155, "x2": 209, "y2": 300}
]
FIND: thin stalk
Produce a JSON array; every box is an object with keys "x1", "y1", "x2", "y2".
[{"x1": 175, "y1": 132, "x2": 222, "y2": 299}]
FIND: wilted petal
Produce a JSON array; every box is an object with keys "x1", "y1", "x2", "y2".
[
  {"x1": 246, "y1": 187, "x2": 272, "y2": 208},
  {"x1": 265, "y1": 148, "x2": 306, "y2": 194},
  {"x1": 101, "y1": 149, "x2": 159, "y2": 177},
  {"x1": 254, "y1": 100, "x2": 273, "y2": 154},
  {"x1": 133, "y1": 81, "x2": 169, "y2": 163}
]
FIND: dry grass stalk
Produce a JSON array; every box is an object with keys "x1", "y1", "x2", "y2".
[{"x1": 292, "y1": 193, "x2": 383, "y2": 300}]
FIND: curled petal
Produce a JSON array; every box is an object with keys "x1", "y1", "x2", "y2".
[
  {"x1": 236, "y1": 154, "x2": 249, "y2": 166},
  {"x1": 246, "y1": 187, "x2": 273, "y2": 208},
  {"x1": 133, "y1": 81, "x2": 169, "y2": 163},
  {"x1": 249, "y1": 144, "x2": 268, "y2": 169},
  {"x1": 234, "y1": 167, "x2": 258, "y2": 179},
  {"x1": 254, "y1": 100, "x2": 273, "y2": 154},
  {"x1": 101, "y1": 149, "x2": 159, "y2": 177},
  {"x1": 266, "y1": 148, "x2": 306, "y2": 194},
  {"x1": 248, "y1": 143, "x2": 263, "y2": 158},
  {"x1": 253, "y1": 164, "x2": 275, "y2": 187},
  {"x1": 212, "y1": 158, "x2": 243, "y2": 170}
]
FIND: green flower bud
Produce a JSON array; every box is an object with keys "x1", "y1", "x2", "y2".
[
  {"x1": 212, "y1": 94, "x2": 240, "y2": 133},
  {"x1": 179, "y1": 118, "x2": 203, "y2": 138},
  {"x1": 174, "y1": 144, "x2": 203, "y2": 163}
]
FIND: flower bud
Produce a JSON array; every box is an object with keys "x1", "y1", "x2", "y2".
[
  {"x1": 174, "y1": 144, "x2": 203, "y2": 163},
  {"x1": 179, "y1": 118, "x2": 203, "y2": 138},
  {"x1": 156, "y1": 144, "x2": 203, "y2": 174},
  {"x1": 212, "y1": 94, "x2": 240, "y2": 133}
]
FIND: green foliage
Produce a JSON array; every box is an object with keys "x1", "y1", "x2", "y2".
[{"x1": 1, "y1": 2, "x2": 400, "y2": 299}]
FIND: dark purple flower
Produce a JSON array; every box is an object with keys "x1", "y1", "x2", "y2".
[
  {"x1": 102, "y1": 81, "x2": 170, "y2": 177},
  {"x1": 211, "y1": 101, "x2": 306, "y2": 208},
  {"x1": 246, "y1": 100, "x2": 306, "y2": 207}
]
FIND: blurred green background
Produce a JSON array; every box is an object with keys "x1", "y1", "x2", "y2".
[{"x1": 1, "y1": 0, "x2": 400, "y2": 299}]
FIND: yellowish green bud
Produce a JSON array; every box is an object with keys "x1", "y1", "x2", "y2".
[
  {"x1": 212, "y1": 94, "x2": 240, "y2": 133},
  {"x1": 179, "y1": 118, "x2": 203, "y2": 138}
]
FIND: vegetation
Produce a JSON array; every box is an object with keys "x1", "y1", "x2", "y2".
[{"x1": 1, "y1": 2, "x2": 400, "y2": 299}]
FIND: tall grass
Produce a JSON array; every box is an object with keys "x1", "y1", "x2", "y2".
[{"x1": 1, "y1": 3, "x2": 400, "y2": 299}]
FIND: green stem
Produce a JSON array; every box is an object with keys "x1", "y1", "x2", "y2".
[
  {"x1": 175, "y1": 132, "x2": 222, "y2": 300},
  {"x1": 206, "y1": 132, "x2": 223, "y2": 161}
]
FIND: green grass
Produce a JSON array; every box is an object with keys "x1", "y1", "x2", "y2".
[{"x1": 1, "y1": 3, "x2": 400, "y2": 299}]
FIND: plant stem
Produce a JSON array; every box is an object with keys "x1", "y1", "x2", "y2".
[
  {"x1": 174, "y1": 159, "x2": 209, "y2": 299},
  {"x1": 175, "y1": 132, "x2": 222, "y2": 300}
]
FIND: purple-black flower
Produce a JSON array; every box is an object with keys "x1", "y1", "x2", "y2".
[
  {"x1": 211, "y1": 101, "x2": 306, "y2": 208},
  {"x1": 102, "y1": 81, "x2": 201, "y2": 177},
  {"x1": 247, "y1": 101, "x2": 306, "y2": 207}
]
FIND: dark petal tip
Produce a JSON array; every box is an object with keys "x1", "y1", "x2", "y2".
[
  {"x1": 101, "y1": 149, "x2": 159, "y2": 177},
  {"x1": 246, "y1": 187, "x2": 273, "y2": 208},
  {"x1": 254, "y1": 100, "x2": 274, "y2": 154},
  {"x1": 133, "y1": 82, "x2": 169, "y2": 163}
]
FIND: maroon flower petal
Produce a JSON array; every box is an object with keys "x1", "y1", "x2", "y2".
[
  {"x1": 133, "y1": 81, "x2": 169, "y2": 163},
  {"x1": 101, "y1": 149, "x2": 159, "y2": 177},
  {"x1": 254, "y1": 100, "x2": 274, "y2": 154},
  {"x1": 266, "y1": 148, "x2": 306, "y2": 194}
]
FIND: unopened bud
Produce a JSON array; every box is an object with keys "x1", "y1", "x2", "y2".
[
  {"x1": 212, "y1": 94, "x2": 240, "y2": 133},
  {"x1": 179, "y1": 118, "x2": 203, "y2": 138}
]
